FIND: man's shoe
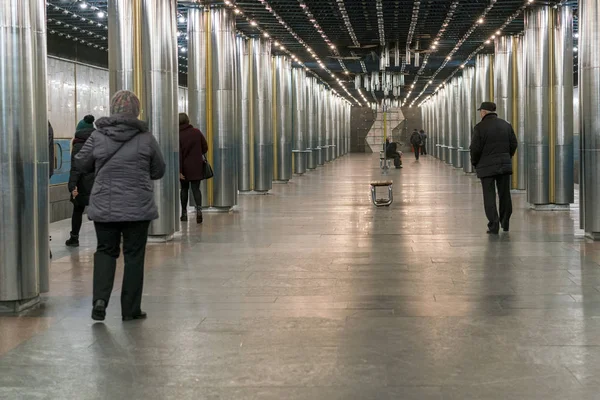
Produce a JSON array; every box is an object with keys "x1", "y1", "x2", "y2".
[
  {"x1": 180, "y1": 214, "x2": 188, "y2": 222},
  {"x1": 123, "y1": 312, "x2": 147, "y2": 322},
  {"x1": 501, "y1": 221, "x2": 509, "y2": 232},
  {"x1": 487, "y1": 230, "x2": 499, "y2": 235},
  {"x1": 92, "y1": 299, "x2": 107, "y2": 321}
]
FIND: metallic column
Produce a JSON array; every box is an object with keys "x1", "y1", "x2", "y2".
[
  {"x1": 580, "y1": 0, "x2": 600, "y2": 237},
  {"x1": 292, "y1": 67, "x2": 307, "y2": 174},
  {"x1": 306, "y1": 77, "x2": 317, "y2": 169},
  {"x1": 494, "y1": 36, "x2": 514, "y2": 125},
  {"x1": 553, "y1": 5, "x2": 574, "y2": 205},
  {"x1": 514, "y1": 35, "x2": 527, "y2": 189},
  {"x1": 525, "y1": 6, "x2": 551, "y2": 205},
  {"x1": 525, "y1": 5, "x2": 573, "y2": 206},
  {"x1": 0, "y1": 0, "x2": 49, "y2": 308},
  {"x1": 316, "y1": 84, "x2": 325, "y2": 165},
  {"x1": 110, "y1": 0, "x2": 179, "y2": 236},
  {"x1": 238, "y1": 35, "x2": 251, "y2": 191},
  {"x1": 440, "y1": 88, "x2": 447, "y2": 162},
  {"x1": 251, "y1": 37, "x2": 273, "y2": 191},
  {"x1": 236, "y1": 36, "x2": 252, "y2": 192},
  {"x1": 273, "y1": 55, "x2": 292, "y2": 181},
  {"x1": 324, "y1": 89, "x2": 332, "y2": 162},
  {"x1": 461, "y1": 66, "x2": 475, "y2": 173},
  {"x1": 450, "y1": 77, "x2": 461, "y2": 167},
  {"x1": 475, "y1": 53, "x2": 493, "y2": 113}
]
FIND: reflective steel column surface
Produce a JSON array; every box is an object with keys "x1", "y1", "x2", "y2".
[
  {"x1": 494, "y1": 35, "x2": 514, "y2": 125},
  {"x1": 324, "y1": 89, "x2": 332, "y2": 162},
  {"x1": 579, "y1": 0, "x2": 600, "y2": 237},
  {"x1": 450, "y1": 77, "x2": 461, "y2": 167},
  {"x1": 461, "y1": 66, "x2": 475, "y2": 173},
  {"x1": 273, "y1": 55, "x2": 292, "y2": 181},
  {"x1": 440, "y1": 88, "x2": 447, "y2": 162},
  {"x1": 514, "y1": 35, "x2": 527, "y2": 189},
  {"x1": 0, "y1": 0, "x2": 49, "y2": 303},
  {"x1": 251, "y1": 37, "x2": 273, "y2": 192},
  {"x1": 143, "y1": 0, "x2": 179, "y2": 235},
  {"x1": 525, "y1": 6, "x2": 551, "y2": 205},
  {"x1": 306, "y1": 77, "x2": 317, "y2": 169},
  {"x1": 238, "y1": 35, "x2": 251, "y2": 191},
  {"x1": 292, "y1": 67, "x2": 307, "y2": 174},
  {"x1": 108, "y1": 0, "x2": 133, "y2": 96},
  {"x1": 553, "y1": 5, "x2": 574, "y2": 205},
  {"x1": 316, "y1": 84, "x2": 325, "y2": 165}
]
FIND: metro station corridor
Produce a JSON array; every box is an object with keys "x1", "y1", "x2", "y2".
[{"x1": 2, "y1": 155, "x2": 600, "y2": 399}]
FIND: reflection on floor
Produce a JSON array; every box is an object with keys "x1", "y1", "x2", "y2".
[{"x1": 2, "y1": 154, "x2": 600, "y2": 399}]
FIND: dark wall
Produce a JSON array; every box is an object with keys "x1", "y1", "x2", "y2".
[
  {"x1": 350, "y1": 107, "x2": 376, "y2": 153},
  {"x1": 398, "y1": 106, "x2": 423, "y2": 152}
]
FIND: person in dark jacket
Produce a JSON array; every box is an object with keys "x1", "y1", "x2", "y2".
[
  {"x1": 75, "y1": 90, "x2": 166, "y2": 322},
  {"x1": 410, "y1": 129, "x2": 423, "y2": 160},
  {"x1": 178, "y1": 113, "x2": 209, "y2": 223},
  {"x1": 470, "y1": 102, "x2": 518, "y2": 234},
  {"x1": 385, "y1": 140, "x2": 403, "y2": 168},
  {"x1": 420, "y1": 129, "x2": 428, "y2": 155},
  {"x1": 66, "y1": 115, "x2": 96, "y2": 247}
]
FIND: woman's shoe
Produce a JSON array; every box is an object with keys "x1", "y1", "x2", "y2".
[
  {"x1": 180, "y1": 214, "x2": 188, "y2": 222},
  {"x1": 65, "y1": 235, "x2": 79, "y2": 247},
  {"x1": 91, "y1": 299, "x2": 107, "y2": 321},
  {"x1": 123, "y1": 312, "x2": 147, "y2": 321},
  {"x1": 196, "y1": 207, "x2": 203, "y2": 224}
]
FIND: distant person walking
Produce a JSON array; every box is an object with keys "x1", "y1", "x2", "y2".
[
  {"x1": 66, "y1": 115, "x2": 96, "y2": 247},
  {"x1": 410, "y1": 129, "x2": 423, "y2": 160},
  {"x1": 75, "y1": 90, "x2": 166, "y2": 322},
  {"x1": 470, "y1": 102, "x2": 518, "y2": 235},
  {"x1": 420, "y1": 129, "x2": 428, "y2": 155},
  {"x1": 178, "y1": 113, "x2": 209, "y2": 223}
]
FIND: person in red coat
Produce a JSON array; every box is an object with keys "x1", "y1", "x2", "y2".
[{"x1": 179, "y1": 113, "x2": 209, "y2": 223}]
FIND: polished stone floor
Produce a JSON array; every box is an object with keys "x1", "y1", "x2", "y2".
[{"x1": 3, "y1": 154, "x2": 600, "y2": 399}]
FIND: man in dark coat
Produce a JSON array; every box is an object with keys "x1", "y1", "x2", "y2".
[
  {"x1": 410, "y1": 129, "x2": 423, "y2": 160},
  {"x1": 419, "y1": 129, "x2": 428, "y2": 155},
  {"x1": 470, "y1": 102, "x2": 518, "y2": 234},
  {"x1": 66, "y1": 115, "x2": 96, "y2": 247},
  {"x1": 385, "y1": 140, "x2": 403, "y2": 168},
  {"x1": 179, "y1": 113, "x2": 209, "y2": 223}
]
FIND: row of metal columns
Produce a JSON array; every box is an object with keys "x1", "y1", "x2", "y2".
[
  {"x1": 0, "y1": 1, "x2": 351, "y2": 304},
  {"x1": 422, "y1": 4, "x2": 600, "y2": 238}
]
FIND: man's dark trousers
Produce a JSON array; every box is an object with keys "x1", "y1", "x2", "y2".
[{"x1": 481, "y1": 174, "x2": 512, "y2": 232}]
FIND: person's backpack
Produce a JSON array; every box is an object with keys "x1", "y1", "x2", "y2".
[{"x1": 411, "y1": 132, "x2": 422, "y2": 146}]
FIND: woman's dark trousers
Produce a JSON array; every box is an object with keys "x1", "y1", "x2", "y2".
[
  {"x1": 71, "y1": 204, "x2": 86, "y2": 236},
  {"x1": 180, "y1": 180, "x2": 202, "y2": 212},
  {"x1": 93, "y1": 221, "x2": 150, "y2": 318}
]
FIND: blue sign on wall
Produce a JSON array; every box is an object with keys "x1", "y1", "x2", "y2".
[{"x1": 50, "y1": 139, "x2": 72, "y2": 186}]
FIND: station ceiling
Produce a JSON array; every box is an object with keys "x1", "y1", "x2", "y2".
[{"x1": 47, "y1": 0, "x2": 576, "y2": 107}]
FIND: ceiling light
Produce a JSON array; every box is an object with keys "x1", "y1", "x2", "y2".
[
  {"x1": 344, "y1": 71, "x2": 349, "y2": 75},
  {"x1": 250, "y1": 20, "x2": 257, "y2": 26},
  {"x1": 263, "y1": 32, "x2": 270, "y2": 38},
  {"x1": 477, "y1": 17, "x2": 484, "y2": 24},
  {"x1": 496, "y1": 30, "x2": 501, "y2": 35},
  {"x1": 274, "y1": 41, "x2": 280, "y2": 46},
  {"x1": 97, "y1": 11, "x2": 105, "y2": 18},
  {"x1": 178, "y1": 15, "x2": 185, "y2": 23},
  {"x1": 234, "y1": 8, "x2": 241, "y2": 14},
  {"x1": 485, "y1": 40, "x2": 491, "y2": 44},
  {"x1": 574, "y1": 47, "x2": 578, "y2": 52},
  {"x1": 330, "y1": 44, "x2": 336, "y2": 49},
  {"x1": 80, "y1": 2, "x2": 88, "y2": 9}
]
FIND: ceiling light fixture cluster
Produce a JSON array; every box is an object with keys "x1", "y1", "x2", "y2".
[
  {"x1": 417, "y1": 2, "x2": 529, "y2": 107},
  {"x1": 405, "y1": 0, "x2": 421, "y2": 63},
  {"x1": 228, "y1": 0, "x2": 358, "y2": 105},
  {"x1": 375, "y1": 0, "x2": 385, "y2": 46},
  {"x1": 406, "y1": 0, "x2": 499, "y2": 106},
  {"x1": 296, "y1": 1, "x2": 350, "y2": 77}
]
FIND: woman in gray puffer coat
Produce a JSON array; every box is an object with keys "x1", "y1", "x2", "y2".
[{"x1": 75, "y1": 90, "x2": 166, "y2": 322}]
